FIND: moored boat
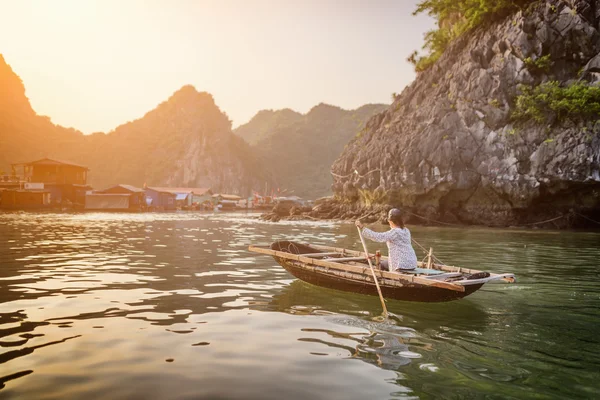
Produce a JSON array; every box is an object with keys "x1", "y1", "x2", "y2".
[{"x1": 249, "y1": 241, "x2": 516, "y2": 303}]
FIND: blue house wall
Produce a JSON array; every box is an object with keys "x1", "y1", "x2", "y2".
[{"x1": 145, "y1": 188, "x2": 176, "y2": 210}]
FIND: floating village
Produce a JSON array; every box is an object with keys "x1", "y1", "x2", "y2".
[{"x1": 0, "y1": 157, "x2": 306, "y2": 212}]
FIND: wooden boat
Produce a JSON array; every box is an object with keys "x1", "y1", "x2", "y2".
[{"x1": 249, "y1": 241, "x2": 516, "y2": 303}]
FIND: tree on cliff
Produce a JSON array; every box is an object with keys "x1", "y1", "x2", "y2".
[{"x1": 408, "y1": 0, "x2": 533, "y2": 72}]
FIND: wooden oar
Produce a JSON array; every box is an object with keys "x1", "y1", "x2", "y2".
[{"x1": 357, "y1": 226, "x2": 388, "y2": 318}]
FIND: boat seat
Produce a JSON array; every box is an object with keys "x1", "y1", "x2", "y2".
[
  {"x1": 422, "y1": 272, "x2": 463, "y2": 280},
  {"x1": 324, "y1": 256, "x2": 366, "y2": 263},
  {"x1": 302, "y1": 252, "x2": 342, "y2": 258},
  {"x1": 404, "y1": 268, "x2": 445, "y2": 275}
]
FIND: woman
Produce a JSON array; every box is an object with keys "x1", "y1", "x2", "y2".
[{"x1": 355, "y1": 208, "x2": 417, "y2": 271}]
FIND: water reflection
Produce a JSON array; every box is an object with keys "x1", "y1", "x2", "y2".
[
  {"x1": 270, "y1": 278, "x2": 498, "y2": 391},
  {"x1": 0, "y1": 211, "x2": 598, "y2": 399},
  {"x1": 270, "y1": 280, "x2": 491, "y2": 324},
  {"x1": 299, "y1": 326, "x2": 419, "y2": 370}
]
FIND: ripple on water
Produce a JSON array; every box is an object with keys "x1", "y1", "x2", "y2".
[{"x1": 0, "y1": 212, "x2": 598, "y2": 399}]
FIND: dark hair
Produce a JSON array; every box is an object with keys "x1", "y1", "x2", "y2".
[{"x1": 387, "y1": 208, "x2": 405, "y2": 228}]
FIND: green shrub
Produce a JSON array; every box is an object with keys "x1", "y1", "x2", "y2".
[
  {"x1": 408, "y1": 0, "x2": 533, "y2": 72},
  {"x1": 523, "y1": 54, "x2": 553, "y2": 73},
  {"x1": 512, "y1": 81, "x2": 600, "y2": 124},
  {"x1": 407, "y1": 28, "x2": 452, "y2": 72}
]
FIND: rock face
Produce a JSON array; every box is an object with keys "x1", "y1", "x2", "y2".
[
  {"x1": 0, "y1": 56, "x2": 270, "y2": 194},
  {"x1": 330, "y1": 0, "x2": 600, "y2": 228},
  {"x1": 88, "y1": 86, "x2": 270, "y2": 195}
]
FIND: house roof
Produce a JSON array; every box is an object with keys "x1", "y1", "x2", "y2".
[
  {"x1": 212, "y1": 193, "x2": 242, "y2": 200},
  {"x1": 147, "y1": 187, "x2": 212, "y2": 196},
  {"x1": 145, "y1": 187, "x2": 177, "y2": 196},
  {"x1": 87, "y1": 193, "x2": 131, "y2": 197},
  {"x1": 12, "y1": 158, "x2": 90, "y2": 170},
  {"x1": 99, "y1": 184, "x2": 144, "y2": 193},
  {"x1": 2, "y1": 188, "x2": 50, "y2": 193}
]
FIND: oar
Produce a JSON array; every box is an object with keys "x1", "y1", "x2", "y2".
[{"x1": 357, "y1": 226, "x2": 388, "y2": 318}]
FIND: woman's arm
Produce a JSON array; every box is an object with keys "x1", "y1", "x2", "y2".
[{"x1": 362, "y1": 227, "x2": 396, "y2": 242}]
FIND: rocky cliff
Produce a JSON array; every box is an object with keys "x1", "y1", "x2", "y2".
[
  {"x1": 82, "y1": 86, "x2": 270, "y2": 194},
  {"x1": 0, "y1": 56, "x2": 269, "y2": 195},
  {"x1": 328, "y1": 0, "x2": 600, "y2": 228},
  {"x1": 237, "y1": 103, "x2": 387, "y2": 198}
]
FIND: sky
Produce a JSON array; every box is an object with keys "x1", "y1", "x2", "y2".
[{"x1": 0, "y1": 0, "x2": 435, "y2": 134}]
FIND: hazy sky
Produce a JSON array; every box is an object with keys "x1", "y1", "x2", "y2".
[{"x1": 0, "y1": 0, "x2": 434, "y2": 133}]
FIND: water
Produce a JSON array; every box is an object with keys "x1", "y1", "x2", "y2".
[{"x1": 0, "y1": 212, "x2": 598, "y2": 399}]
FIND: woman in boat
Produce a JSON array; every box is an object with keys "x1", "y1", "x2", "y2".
[{"x1": 355, "y1": 208, "x2": 417, "y2": 272}]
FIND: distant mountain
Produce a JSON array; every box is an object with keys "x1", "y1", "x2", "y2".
[
  {"x1": 81, "y1": 85, "x2": 270, "y2": 194},
  {"x1": 0, "y1": 55, "x2": 270, "y2": 195},
  {"x1": 0, "y1": 54, "x2": 84, "y2": 172},
  {"x1": 235, "y1": 108, "x2": 302, "y2": 145},
  {"x1": 235, "y1": 103, "x2": 388, "y2": 198}
]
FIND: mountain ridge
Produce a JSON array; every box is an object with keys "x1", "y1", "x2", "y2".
[
  {"x1": 236, "y1": 102, "x2": 388, "y2": 198},
  {"x1": 0, "y1": 55, "x2": 269, "y2": 195}
]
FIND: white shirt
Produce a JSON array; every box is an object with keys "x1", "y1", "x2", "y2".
[{"x1": 362, "y1": 227, "x2": 417, "y2": 270}]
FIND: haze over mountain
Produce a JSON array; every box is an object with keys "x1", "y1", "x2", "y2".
[
  {"x1": 0, "y1": 1, "x2": 434, "y2": 134},
  {"x1": 1, "y1": 54, "x2": 384, "y2": 199},
  {"x1": 0, "y1": 54, "x2": 83, "y2": 169},
  {"x1": 235, "y1": 103, "x2": 388, "y2": 198},
  {"x1": 0, "y1": 54, "x2": 270, "y2": 195},
  {"x1": 234, "y1": 109, "x2": 303, "y2": 146}
]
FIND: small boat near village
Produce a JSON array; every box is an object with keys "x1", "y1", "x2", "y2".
[{"x1": 249, "y1": 241, "x2": 516, "y2": 303}]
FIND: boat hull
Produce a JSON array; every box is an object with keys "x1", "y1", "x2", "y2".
[{"x1": 274, "y1": 256, "x2": 484, "y2": 303}]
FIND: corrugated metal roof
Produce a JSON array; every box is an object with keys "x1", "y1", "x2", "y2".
[
  {"x1": 12, "y1": 158, "x2": 90, "y2": 170},
  {"x1": 87, "y1": 193, "x2": 131, "y2": 197},
  {"x1": 117, "y1": 184, "x2": 144, "y2": 192},
  {"x1": 1, "y1": 189, "x2": 50, "y2": 193},
  {"x1": 212, "y1": 193, "x2": 242, "y2": 200},
  {"x1": 100, "y1": 184, "x2": 144, "y2": 193},
  {"x1": 147, "y1": 187, "x2": 212, "y2": 195},
  {"x1": 145, "y1": 187, "x2": 176, "y2": 196}
]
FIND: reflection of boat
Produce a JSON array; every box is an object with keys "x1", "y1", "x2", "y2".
[
  {"x1": 269, "y1": 280, "x2": 491, "y2": 331},
  {"x1": 249, "y1": 241, "x2": 516, "y2": 303}
]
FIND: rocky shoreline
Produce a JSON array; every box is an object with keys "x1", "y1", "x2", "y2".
[{"x1": 260, "y1": 196, "x2": 600, "y2": 229}]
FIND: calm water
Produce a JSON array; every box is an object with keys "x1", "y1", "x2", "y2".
[{"x1": 0, "y1": 212, "x2": 598, "y2": 399}]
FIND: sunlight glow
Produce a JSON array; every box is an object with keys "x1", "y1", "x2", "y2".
[{"x1": 0, "y1": 0, "x2": 434, "y2": 133}]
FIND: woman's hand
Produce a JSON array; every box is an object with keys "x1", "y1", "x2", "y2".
[{"x1": 355, "y1": 220, "x2": 363, "y2": 229}]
